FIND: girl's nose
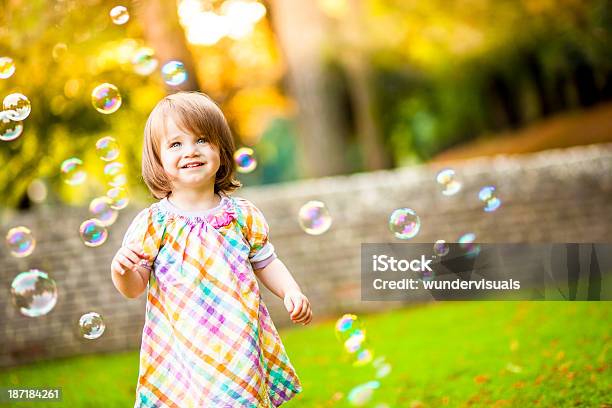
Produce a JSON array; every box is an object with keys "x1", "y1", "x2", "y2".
[{"x1": 183, "y1": 143, "x2": 200, "y2": 156}]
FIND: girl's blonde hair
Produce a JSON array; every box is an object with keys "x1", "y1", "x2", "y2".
[{"x1": 142, "y1": 92, "x2": 241, "y2": 199}]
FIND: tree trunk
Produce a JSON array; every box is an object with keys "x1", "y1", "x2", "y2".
[
  {"x1": 133, "y1": 0, "x2": 201, "y2": 92},
  {"x1": 339, "y1": 0, "x2": 393, "y2": 170},
  {"x1": 267, "y1": 0, "x2": 349, "y2": 177}
]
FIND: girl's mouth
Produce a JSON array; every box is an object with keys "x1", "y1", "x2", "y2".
[{"x1": 181, "y1": 162, "x2": 205, "y2": 169}]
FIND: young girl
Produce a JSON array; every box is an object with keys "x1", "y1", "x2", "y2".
[{"x1": 111, "y1": 92, "x2": 311, "y2": 407}]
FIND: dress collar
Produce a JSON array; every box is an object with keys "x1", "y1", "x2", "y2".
[{"x1": 157, "y1": 194, "x2": 236, "y2": 228}]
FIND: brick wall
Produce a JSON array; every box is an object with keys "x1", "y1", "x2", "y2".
[{"x1": 1, "y1": 144, "x2": 611, "y2": 367}]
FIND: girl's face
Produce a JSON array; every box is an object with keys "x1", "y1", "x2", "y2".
[{"x1": 160, "y1": 116, "x2": 221, "y2": 192}]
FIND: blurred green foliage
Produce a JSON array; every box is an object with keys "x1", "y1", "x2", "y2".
[
  {"x1": 0, "y1": 0, "x2": 165, "y2": 209},
  {"x1": 366, "y1": 0, "x2": 612, "y2": 164}
]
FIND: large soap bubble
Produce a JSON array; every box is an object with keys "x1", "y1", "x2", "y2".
[
  {"x1": 3, "y1": 93, "x2": 31, "y2": 121},
  {"x1": 11, "y1": 269, "x2": 58, "y2": 317},
  {"x1": 298, "y1": 201, "x2": 332, "y2": 235}
]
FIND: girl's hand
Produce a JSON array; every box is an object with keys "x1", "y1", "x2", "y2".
[
  {"x1": 283, "y1": 290, "x2": 312, "y2": 325},
  {"x1": 111, "y1": 243, "x2": 150, "y2": 276}
]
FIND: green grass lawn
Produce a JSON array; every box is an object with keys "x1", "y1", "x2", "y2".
[{"x1": 1, "y1": 302, "x2": 610, "y2": 407}]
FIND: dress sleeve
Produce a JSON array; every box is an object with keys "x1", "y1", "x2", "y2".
[
  {"x1": 238, "y1": 199, "x2": 277, "y2": 269},
  {"x1": 121, "y1": 207, "x2": 164, "y2": 268}
]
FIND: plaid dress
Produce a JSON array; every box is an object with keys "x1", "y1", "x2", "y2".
[{"x1": 122, "y1": 196, "x2": 301, "y2": 407}]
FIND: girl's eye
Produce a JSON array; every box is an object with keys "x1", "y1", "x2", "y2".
[
  {"x1": 170, "y1": 142, "x2": 181, "y2": 148},
  {"x1": 196, "y1": 138, "x2": 207, "y2": 144}
]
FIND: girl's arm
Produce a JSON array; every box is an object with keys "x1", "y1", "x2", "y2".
[{"x1": 254, "y1": 258, "x2": 312, "y2": 324}]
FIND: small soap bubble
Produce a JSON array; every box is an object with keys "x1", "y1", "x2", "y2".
[
  {"x1": 79, "y1": 312, "x2": 106, "y2": 339},
  {"x1": 6, "y1": 226, "x2": 36, "y2": 257},
  {"x1": 346, "y1": 380, "x2": 380, "y2": 406},
  {"x1": 61, "y1": 158, "x2": 87, "y2": 185},
  {"x1": 3, "y1": 93, "x2": 31, "y2": 121},
  {"x1": 89, "y1": 196, "x2": 118, "y2": 226},
  {"x1": 110, "y1": 5, "x2": 129, "y2": 25},
  {"x1": 0, "y1": 115, "x2": 23, "y2": 141},
  {"x1": 52, "y1": 43, "x2": 68, "y2": 61},
  {"x1": 373, "y1": 357, "x2": 392, "y2": 378},
  {"x1": 11, "y1": 269, "x2": 57, "y2": 317},
  {"x1": 335, "y1": 314, "x2": 358, "y2": 335},
  {"x1": 478, "y1": 185, "x2": 502, "y2": 212},
  {"x1": 298, "y1": 200, "x2": 332, "y2": 235},
  {"x1": 433, "y1": 239, "x2": 449, "y2": 257},
  {"x1": 389, "y1": 208, "x2": 420, "y2": 239},
  {"x1": 0, "y1": 57, "x2": 16, "y2": 79},
  {"x1": 132, "y1": 47, "x2": 158, "y2": 76},
  {"x1": 344, "y1": 329, "x2": 366, "y2": 353},
  {"x1": 79, "y1": 219, "x2": 108, "y2": 247},
  {"x1": 104, "y1": 162, "x2": 127, "y2": 187},
  {"x1": 96, "y1": 136, "x2": 120, "y2": 161},
  {"x1": 458, "y1": 232, "x2": 480, "y2": 257},
  {"x1": 421, "y1": 269, "x2": 435, "y2": 281},
  {"x1": 91, "y1": 83, "x2": 122, "y2": 114},
  {"x1": 161, "y1": 61, "x2": 188, "y2": 86},
  {"x1": 354, "y1": 348, "x2": 374, "y2": 366},
  {"x1": 107, "y1": 187, "x2": 129, "y2": 210},
  {"x1": 436, "y1": 168, "x2": 462, "y2": 196},
  {"x1": 234, "y1": 147, "x2": 257, "y2": 173}
]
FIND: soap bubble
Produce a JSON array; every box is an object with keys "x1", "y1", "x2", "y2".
[
  {"x1": 61, "y1": 158, "x2": 87, "y2": 185},
  {"x1": 96, "y1": 136, "x2": 120, "y2": 161},
  {"x1": 422, "y1": 269, "x2": 435, "y2": 282},
  {"x1": 344, "y1": 329, "x2": 366, "y2": 353},
  {"x1": 52, "y1": 43, "x2": 68, "y2": 61},
  {"x1": 104, "y1": 162, "x2": 127, "y2": 187},
  {"x1": 89, "y1": 196, "x2": 118, "y2": 226},
  {"x1": 373, "y1": 357, "x2": 392, "y2": 378},
  {"x1": 0, "y1": 57, "x2": 15, "y2": 79},
  {"x1": 132, "y1": 47, "x2": 158, "y2": 76},
  {"x1": 107, "y1": 187, "x2": 129, "y2": 210},
  {"x1": 354, "y1": 348, "x2": 374, "y2": 366},
  {"x1": 11, "y1": 269, "x2": 57, "y2": 317},
  {"x1": 433, "y1": 239, "x2": 449, "y2": 257},
  {"x1": 79, "y1": 312, "x2": 106, "y2": 340},
  {"x1": 79, "y1": 219, "x2": 108, "y2": 247},
  {"x1": 436, "y1": 168, "x2": 462, "y2": 196},
  {"x1": 161, "y1": 61, "x2": 188, "y2": 86},
  {"x1": 3, "y1": 93, "x2": 31, "y2": 121},
  {"x1": 336, "y1": 314, "x2": 359, "y2": 336},
  {"x1": 347, "y1": 381, "x2": 380, "y2": 406},
  {"x1": 389, "y1": 208, "x2": 420, "y2": 239},
  {"x1": 478, "y1": 185, "x2": 502, "y2": 212},
  {"x1": 234, "y1": 147, "x2": 257, "y2": 173},
  {"x1": 298, "y1": 200, "x2": 332, "y2": 235},
  {"x1": 91, "y1": 83, "x2": 122, "y2": 114},
  {"x1": 6, "y1": 226, "x2": 36, "y2": 257},
  {"x1": 0, "y1": 115, "x2": 23, "y2": 141},
  {"x1": 110, "y1": 5, "x2": 129, "y2": 25},
  {"x1": 458, "y1": 232, "x2": 480, "y2": 257}
]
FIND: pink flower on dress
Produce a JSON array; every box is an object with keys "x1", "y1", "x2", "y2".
[{"x1": 207, "y1": 208, "x2": 236, "y2": 229}]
